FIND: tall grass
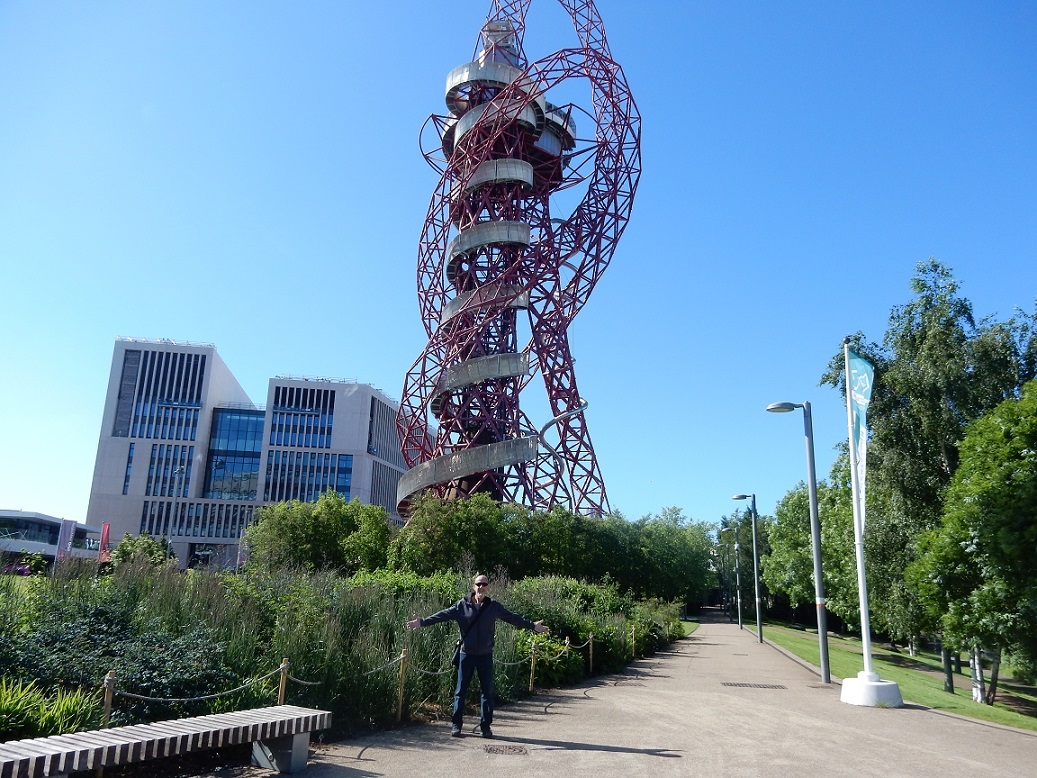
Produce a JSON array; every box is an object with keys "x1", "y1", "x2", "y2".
[{"x1": 1, "y1": 563, "x2": 685, "y2": 740}]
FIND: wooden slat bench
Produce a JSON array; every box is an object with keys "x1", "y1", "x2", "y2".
[{"x1": 0, "y1": 705, "x2": 331, "y2": 778}]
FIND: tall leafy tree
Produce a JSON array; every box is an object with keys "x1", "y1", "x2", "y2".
[
  {"x1": 245, "y1": 491, "x2": 393, "y2": 573},
  {"x1": 636, "y1": 507, "x2": 714, "y2": 606},
  {"x1": 761, "y1": 484, "x2": 815, "y2": 611},
  {"x1": 822, "y1": 259, "x2": 1035, "y2": 646},
  {"x1": 815, "y1": 450, "x2": 860, "y2": 631},
  {"x1": 388, "y1": 493, "x2": 514, "y2": 575},
  {"x1": 760, "y1": 456, "x2": 854, "y2": 629},
  {"x1": 111, "y1": 532, "x2": 173, "y2": 567},
  {"x1": 910, "y1": 380, "x2": 1037, "y2": 698}
]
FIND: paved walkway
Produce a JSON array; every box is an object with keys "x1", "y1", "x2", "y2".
[{"x1": 290, "y1": 611, "x2": 1037, "y2": 777}]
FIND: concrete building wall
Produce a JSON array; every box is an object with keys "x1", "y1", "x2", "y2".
[{"x1": 86, "y1": 338, "x2": 407, "y2": 566}]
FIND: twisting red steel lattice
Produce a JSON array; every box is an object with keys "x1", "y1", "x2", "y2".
[{"x1": 396, "y1": 0, "x2": 640, "y2": 517}]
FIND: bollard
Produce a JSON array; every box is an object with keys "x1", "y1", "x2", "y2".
[
  {"x1": 528, "y1": 640, "x2": 538, "y2": 694},
  {"x1": 631, "y1": 626, "x2": 636, "y2": 660},
  {"x1": 101, "y1": 671, "x2": 116, "y2": 728},
  {"x1": 396, "y1": 649, "x2": 408, "y2": 722},
  {"x1": 589, "y1": 633, "x2": 594, "y2": 675},
  {"x1": 564, "y1": 636, "x2": 570, "y2": 655},
  {"x1": 277, "y1": 658, "x2": 289, "y2": 705}
]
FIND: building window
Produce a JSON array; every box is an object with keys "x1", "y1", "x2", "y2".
[
  {"x1": 204, "y1": 408, "x2": 263, "y2": 500},
  {"x1": 122, "y1": 443, "x2": 135, "y2": 495}
]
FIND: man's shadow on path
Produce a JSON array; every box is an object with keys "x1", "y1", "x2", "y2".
[{"x1": 490, "y1": 734, "x2": 682, "y2": 758}]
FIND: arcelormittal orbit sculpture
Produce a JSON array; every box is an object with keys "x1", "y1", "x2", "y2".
[{"x1": 396, "y1": 0, "x2": 640, "y2": 517}]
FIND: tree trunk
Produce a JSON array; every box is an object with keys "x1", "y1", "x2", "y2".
[
  {"x1": 941, "y1": 644, "x2": 955, "y2": 694},
  {"x1": 908, "y1": 635, "x2": 917, "y2": 657},
  {"x1": 953, "y1": 653, "x2": 962, "y2": 674},
  {"x1": 970, "y1": 646, "x2": 987, "y2": 704},
  {"x1": 985, "y1": 648, "x2": 1002, "y2": 705}
]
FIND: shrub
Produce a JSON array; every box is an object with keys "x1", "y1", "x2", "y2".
[
  {"x1": 34, "y1": 687, "x2": 102, "y2": 737},
  {"x1": 0, "y1": 679, "x2": 46, "y2": 741},
  {"x1": 0, "y1": 680, "x2": 100, "y2": 742},
  {"x1": 1, "y1": 562, "x2": 687, "y2": 739}
]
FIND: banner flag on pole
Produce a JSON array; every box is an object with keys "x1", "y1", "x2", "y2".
[
  {"x1": 847, "y1": 349, "x2": 874, "y2": 530},
  {"x1": 99, "y1": 523, "x2": 112, "y2": 563}
]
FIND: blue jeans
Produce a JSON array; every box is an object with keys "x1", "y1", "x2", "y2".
[{"x1": 453, "y1": 652, "x2": 494, "y2": 728}]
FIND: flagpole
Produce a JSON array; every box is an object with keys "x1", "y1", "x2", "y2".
[
  {"x1": 843, "y1": 339, "x2": 876, "y2": 677},
  {"x1": 840, "y1": 338, "x2": 902, "y2": 708}
]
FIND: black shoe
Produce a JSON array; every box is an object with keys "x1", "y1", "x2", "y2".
[
  {"x1": 450, "y1": 726, "x2": 462, "y2": 738},
  {"x1": 480, "y1": 725, "x2": 493, "y2": 739}
]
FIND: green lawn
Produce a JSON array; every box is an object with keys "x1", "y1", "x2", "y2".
[{"x1": 763, "y1": 624, "x2": 1037, "y2": 732}]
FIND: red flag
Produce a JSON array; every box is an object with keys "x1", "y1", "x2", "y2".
[{"x1": 99, "y1": 523, "x2": 112, "y2": 563}]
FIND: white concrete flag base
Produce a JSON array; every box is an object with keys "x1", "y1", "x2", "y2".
[{"x1": 840, "y1": 671, "x2": 904, "y2": 707}]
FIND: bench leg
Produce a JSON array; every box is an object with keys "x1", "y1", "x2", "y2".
[{"x1": 251, "y1": 733, "x2": 310, "y2": 774}]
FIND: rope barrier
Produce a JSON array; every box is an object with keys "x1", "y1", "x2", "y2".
[
  {"x1": 363, "y1": 653, "x2": 404, "y2": 676},
  {"x1": 99, "y1": 629, "x2": 599, "y2": 726},
  {"x1": 287, "y1": 674, "x2": 322, "y2": 687},
  {"x1": 542, "y1": 647, "x2": 569, "y2": 662},
  {"x1": 409, "y1": 664, "x2": 455, "y2": 676},
  {"x1": 497, "y1": 656, "x2": 533, "y2": 667},
  {"x1": 108, "y1": 667, "x2": 282, "y2": 704}
]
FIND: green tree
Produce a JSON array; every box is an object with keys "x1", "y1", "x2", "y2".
[
  {"x1": 817, "y1": 450, "x2": 861, "y2": 631},
  {"x1": 761, "y1": 458, "x2": 855, "y2": 629},
  {"x1": 822, "y1": 259, "x2": 1036, "y2": 646},
  {"x1": 245, "y1": 491, "x2": 394, "y2": 573},
  {"x1": 910, "y1": 380, "x2": 1037, "y2": 699},
  {"x1": 635, "y1": 508, "x2": 714, "y2": 606},
  {"x1": 111, "y1": 533, "x2": 173, "y2": 566},
  {"x1": 388, "y1": 493, "x2": 513, "y2": 575},
  {"x1": 342, "y1": 507, "x2": 394, "y2": 572}
]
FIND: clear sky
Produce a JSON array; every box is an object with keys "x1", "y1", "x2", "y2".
[{"x1": 2, "y1": 1, "x2": 1035, "y2": 529}]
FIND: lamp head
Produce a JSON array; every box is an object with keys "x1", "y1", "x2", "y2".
[
  {"x1": 766, "y1": 402, "x2": 799, "y2": 413},
  {"x1": 732, "y1": 494, "x2": 750, "y2": 501}
]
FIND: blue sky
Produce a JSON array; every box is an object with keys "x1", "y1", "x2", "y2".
[{"x1": 2, "y1": 1, "x2": 1035, "y2": 528}]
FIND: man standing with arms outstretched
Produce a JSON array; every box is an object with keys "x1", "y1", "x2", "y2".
[{"x1": 407, "y1": 574, "x2": 549, "y2": 738}]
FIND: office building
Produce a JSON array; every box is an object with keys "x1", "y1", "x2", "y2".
[
  {"x1": 0, "y1": 510, "x2": 102, "y2": 567},
  {"x1": 86, "y1": 338, "x2": 406, "y2": 567}
]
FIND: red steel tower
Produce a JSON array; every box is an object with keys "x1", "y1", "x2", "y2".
[{"x1": 396, "y1": 0, "x2": 640, "y2": 517}]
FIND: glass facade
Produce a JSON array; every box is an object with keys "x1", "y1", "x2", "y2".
[
  {"x1": 122, "y1": 350, "x2": 206, "y2": 441},
  {"x1": 269, "y1": 385, "x2": 335, "y2": 448},
  {"x1": 98, "y1": 341, "x2": 409, "y2": 555},
  {"x1": 122, "y1": 443, "x2": 135, "y2": 495},
  {"x1": 204, "y1": 409, "x2": 264, "y2": 500},
  {"x1": 263, "y1": 450, "x2": 352, "y2": 503},
  {"x1": 145, "y1": 444, "x2": 193, "y2": 497},
  {"x1": 0, "y1": 516, "x2": 60, "y2": 546},
  {"x1": 140, "y1": 500, "x2": 254, "y2": 542}
]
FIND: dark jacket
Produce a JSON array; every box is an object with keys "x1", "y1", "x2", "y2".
[{"x1": 420, "y1": 594, "x2": 537, "y2": 656}]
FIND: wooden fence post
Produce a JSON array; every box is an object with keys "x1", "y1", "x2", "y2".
[
  {"x1": 101, "y1": 671, "x2": 116, "y2": 728},
  {"x1": 589, "y1": 634, "x2": 594, "y2": 675},
  {"x1": 528, "y1": 640, "x2": 538, "y2": 693},
  {"x1": 396, "y1": 649, "x2": 408, "y2": 722},
  {"x1": 631, "y1": 626, "x2": 636, "y2": 660},
  {"x1": 277, "y1": 658, "x2": 289, "y2": 705}
]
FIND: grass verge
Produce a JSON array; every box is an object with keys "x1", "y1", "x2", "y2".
[{"x1": 764, "y1": 624, "x2": 1037, "y2": 732}]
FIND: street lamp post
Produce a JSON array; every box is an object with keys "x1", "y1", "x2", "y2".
[
  {"x1": 719, "y1": 541, "x2": 730, "y2": 618},
  {"x1": 720, "y1": 526, "x2": 742, "y2": 629},
  {"x1": 732, "y1": 493, "x2": 764, "y2": 643},
  {"x1": 766, "y1": 400, "x2": 831, "y2": 683}
]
